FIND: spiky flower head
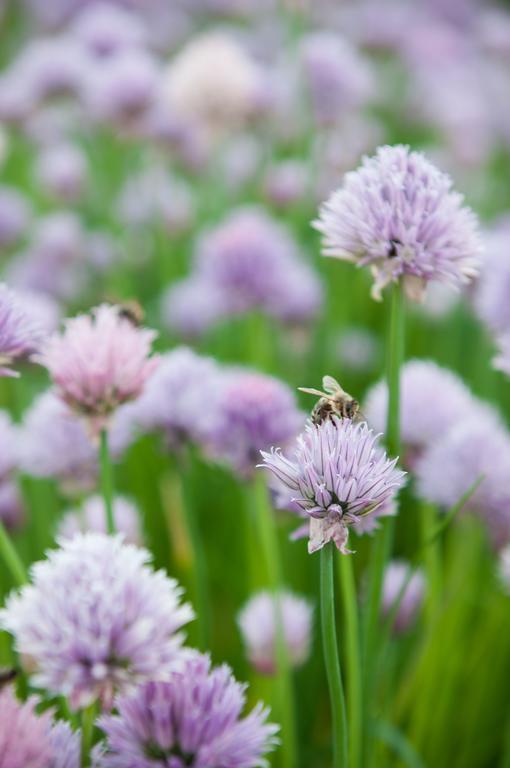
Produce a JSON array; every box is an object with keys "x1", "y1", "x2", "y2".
[
  {"x1": 238, "y1": 591, "x2": 313, "y2": 675},
  {"x1": 37, "y1": 304, "x2": 159, "y2": 436},
  {"x1": 260, "y1": 418, "x2": 405, "y2": 554},
  {"x1": 0, "y1": 533, "x2": 194, "y2": 710},
  {"x1": 97, "y1": 652, "x2": 279, "y2": 768},
  {"x1": 206, "y1": 369, "x2": 304, "y2": 478},
  {"x1": 314, "y1": 144, "x2": 482, "y2": 301},
  {"x1": 0, "y1": 283, "x2": 43, "y2": 376},
  {"x1": 58, "y1": 494, "x2": 143, "y2": 545},
  {"x1": 381, "y1": 560, "x2": 426, "y2": 633},
  {"x1": 0, "y1": 687, "x2": 80, "y2": 768}
]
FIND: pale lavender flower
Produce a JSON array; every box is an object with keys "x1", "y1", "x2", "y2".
[
  {"x1": 58, "y1": 494, "x2": 143, "y2": 545},
  {"x1": 70, "y1": 3, "x2": 147, "y2": 58},
  {"x1": 206, "y1": 369, "x2": 304, "y2": 478},
  {"x1": 82, "y1": 50, "x2": 159, "y2": 125},
  {"x1": 0, "y1": 533, "x2": 194, "y2": 710},
  {"x1": 134, "y1": 347, "x2": 221, "y2": 449},
  {"x1": 0, "y1": 283, "x2": 43, "y2": 376},
  {"x1": 336, "y1": 327, "x2": 379, "y2": 373},
  {"x1": 493, "y1": 333, "x2": 510, "y2": 377},
  {"x1": 37, "y1": 304, "x2": 159, "y2": 436},
  {"x1": 364, "y1": 360, "x2": 487, "y2": 466},
  {"x1": 18, "y1": 390, "x2": 98, "y2": 493},
  {"x1": 474, "y1": 223, "x2": 510, "y2": 335},
  {"x1": 0, "y1": 687, "x2": 54, "y2": 768},
  {"x1": 498, "y1": 545, "x2": 510, "y2": 593},
  {"x1": 98, "y1": 652, "x2": 279, "y2": 768},
  {"x1": 116, "y1": 169, "x2": 194, "y2": 234},
  {"x1": 416, "y1": 416, "x2": 510, "y2": 548},
  {"x1": 238, "y1": 591, "x2": 313, "y2": 675},
  {"x1": 191, "y1": 207, "x2": 321, "y2": 323},
  {"x1": 314, "y1": 144, "x2": 482, "y2": 301},
  {"x1": 161, "y1": 278, "x2": 228, "y2": 338},
  {"x1": 49, "y1": 721, "x2": 81, "y2": 768},
  {"x1": 381, "y1": 560, "x2": 425, "y2": 633},
  {"x1": 263, "y1": 160, "x2": 307, "y2": 209},
  {"x1": 12, "y1": 37, "x2": 90, "y2": 105},
  {"x1": 260, "y1": 418, "x2": 405, "y2": 554},
  {"x1": 0, "y1": 481, "x2": 25, "y2": 532},
  {"x1": 0, "y1": 186, "x2": 31, "y2": 248},
  {"x1": 0, "y1": 410, "x2": 19, "y2": 480},
  {"x1": 301, "y1": 32, "x2": 374, "y2": 125},
  {"x1": 36, "y1": 143, "x2": 87, "y2": 203}
]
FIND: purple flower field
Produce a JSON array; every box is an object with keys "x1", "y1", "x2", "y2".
[{"x1": 0, "y1": 1, "x2": 510, "y2": 767}]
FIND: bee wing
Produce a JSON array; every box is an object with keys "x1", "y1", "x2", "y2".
[
  {"x1": 298, "y1": 387, "x2": 327, "y2": 397},
  {"x1": 322, "y1": 375, "x2": 343, "y2": 395}
]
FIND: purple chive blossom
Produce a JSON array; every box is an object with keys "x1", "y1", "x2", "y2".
[
  {"x1": 415, "y1": 415, "x2": 510, "y2": 548},
  {"x1": 381, "y1": 560, "x2": 426, "y2": 633},
  {"x1": 97, "y1": 652, "x2": 279, "y2": 768},
  {"x1": 161, "y1": 278, "x2": 228, "y2": 339},
  {"x1": 0, "y1": 481, "x2": 25, "y2": 532},
  {"x1": 0, "y1": 687, "x2": 79, "y2": 768},
  {"x1": 37, "y1": 304, "x2": 159, "y2": 437},
  {"x1": 314, "y1": 144, "x2": 482, "y2": 301},
  {"x1": 18, "y1": 390, "x2": 98, "y2": 494},
  {"x1": 134, "y1": 347, "x2": 222, "y2": 449},
  {"x1": 35, "y1": 143, "x2": 87, "y2": 203},
  {"x1": 474, "y1": 222, "x2": 510, "y2": 336},
  {"x1": 238, "y1": 591, "x2": 313, "y2": 675},
  {"x1": 0, "y1": 185, "x2": 31, "y2": 248},
  {"x1": 260, "y1": 418, "x2": 405, "y2": 554},
  {"x1": 0, "y1": 533, "x2": 194, "y2": 710},
  {"x1": 205, "y1": 369, "x2": 305, "y2": 478},
  {"x1": 364, "y1": 360, "x2": 488, "y2": 467},
  {"x1": 0, "y1": 283, "x2": 44, "y2": 376},
  {"x1": 49, "y1": 721, "x2": 81, "y2": 768},
  {"x1": 70, "y1": 2, "x2": 147, "y2": 58},
  {"x1": 82, "y1": 49, "x2": 159, "y2": 126},
  {"x1": 58, "y1": 494, "x2": 143, "y2": 545},
  {"x1": 300, "y1": 32, "x2": 374, "y2": 126},
  {"x1": 0, "y1": 687, "x2": 54, "y2": 768}
]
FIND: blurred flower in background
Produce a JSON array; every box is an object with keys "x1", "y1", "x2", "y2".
[
  {"x1": 58, "y1": 494, "x2": 143, "y2": 545},
  {"x1": 381, "y1": 560, "x2": 426, "y2": 633},
  {"x1": 238, "y1": 590, "x2": 313, "y2": 674}
]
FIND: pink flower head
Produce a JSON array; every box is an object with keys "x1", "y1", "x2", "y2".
[{"x1": 37, "y1": 304, "x2": 159, "y2": 436}]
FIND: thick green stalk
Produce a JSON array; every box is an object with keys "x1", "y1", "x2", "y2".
[
  {"x1": 252, "y1": 474, "x2": 297, "y2": 768},
  {"x1": 338, "y1": 554, "x2": 362, "y2": 768},
  {"x1": 321, "y1": 543, "x2": 348, "y2": 768},
  {"x1": 362, "y1": 282, "x2": 405, "y2": 762},
  {"x1": 99, "y1": 428, "x2": 115, "y2": 534},
  {"x1": 419, "y1": 501, "x2": 442, "y2": 623},
  {"x1": 80, "y1": 703, "x2": 96, "y2": 768},
  {"x1": 0, "y1": 519, "x2": 26, "y2": 587},
  {"x1": 178, "y1": 456, "x2": 211, "y2": 650}
]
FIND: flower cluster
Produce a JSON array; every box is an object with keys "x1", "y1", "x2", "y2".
[{"x1": 0, "y1": 283, "x2": 43, "y2": 376}]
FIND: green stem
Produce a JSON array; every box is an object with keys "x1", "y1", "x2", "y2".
[
  {"x1": 321, "y1": 543, "x2": 348, "y2": 768},
  {"x1": 0, "y1": 519, "x2": 26, "y2": 587},
  {"x1": 99, "y1": 428, "x2": 115, "y2": 534},
  {"x1": 338, "y1": 554, "x2": 362, "y2": 768},
  {"x1": 179, "y1": 456, "x2": 211, "y2": 650},
  {"x1": 362, "y1": 282, "x2": 405, "y2": 761},
  {"x1": 419, "y1": 501, "x2": 441, "y2": 623},
  {"x1": 80, "y1": 703, "x2": 96, "y2": 768},
  {"x1": 252, "y1": 474, "x2": 297, "y2": 768}
]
